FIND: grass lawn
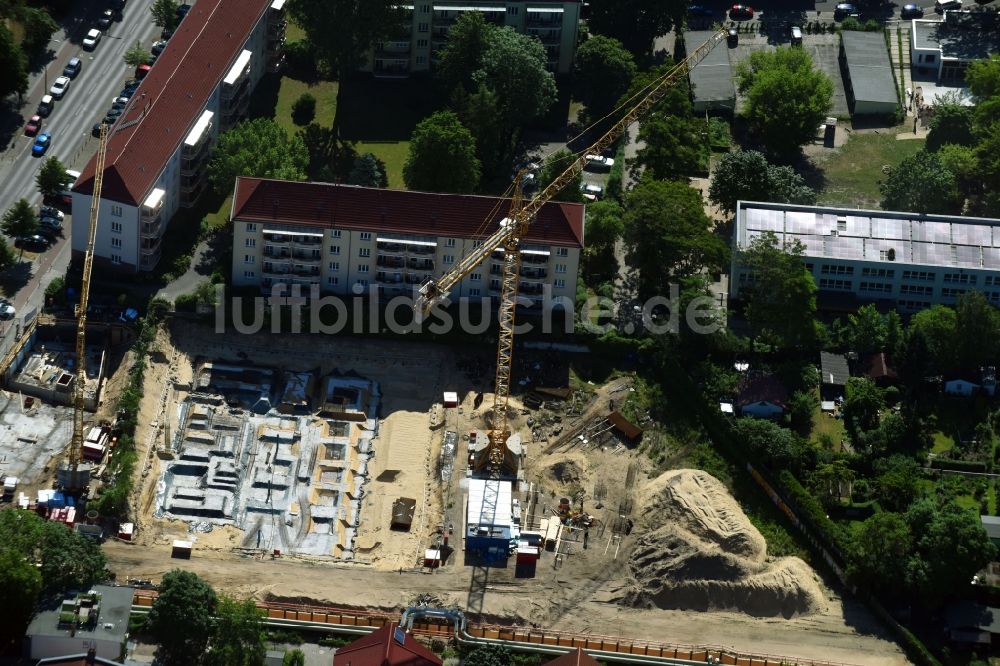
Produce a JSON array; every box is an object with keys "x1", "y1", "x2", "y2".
[
  {"x1": 810, "y1": 403, "x2": 847, "y2": 451},
  {"x1": 816, "y1": 132, "x2": 925, "y2": 209},
  {"x1": 285, "y1": 20, "x2": 305, "y2": 42},
  {"x1": 273, "y1": 78, "x2": 340, "y2": 136},
  {"x1": 931, "y1": 431, "x2": 955, "y2": 454},
  {"x1": 355, "y1": 140, "x2": 410, "y2": 189}
]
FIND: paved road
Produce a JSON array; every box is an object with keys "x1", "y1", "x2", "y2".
[{"x1": 0, "y1": 0, "x2": 160, "y2": 316}]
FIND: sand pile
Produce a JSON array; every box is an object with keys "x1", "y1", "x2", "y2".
[{"x1": 618, "y1": 469, "x2": 825, "y2": 618}]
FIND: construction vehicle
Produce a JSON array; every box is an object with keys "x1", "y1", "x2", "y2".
[
  {"x1": 56, "y1": 123, "x2": 109, "y2": 491},
  {"x1": 414, "y1": 30, "x2": 725, "y2": 481}
]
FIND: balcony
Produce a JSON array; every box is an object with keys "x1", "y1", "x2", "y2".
[
  {"x1": 291, "y1": 265, "x2": 320, "y2": 277},
  {"x1": 377, "y1": 256, "x2": 405, "y2": 269},
  {"x1": 292, "y1": 250, "x2": 321, "y2": 262},
  {"x1": 520, "y1": 267, "x2": 547, "y2": 280},
  {"x1": 407, "y1": 258, "x2": 434, "y2": 271},
  {"x1": 141, "y1": 216, "x2": 163, "y2": 238},
  {"x1": 267, "y1": 19, "x2": 286, "y2": 36},
  {"x1": 263, "y1": 263, "x2": 290, "y2": 275},
  {"x1": 376, "y1": 272, "x2": 404, "y2": 284},
  {"x1": 405, "y1": 274, "x2": 424, "y2": 285},
  {"x1": 264, "y1": 245, "x2": 291, "y2": 258},
  {"x1": 527, "y1": 27, "x2": 561, "y2": 44},
  {"x1": 180, "y1": 151, "x2": 210, "y2": 177},
  {"x1": 140, "y1": 247, "x2": 161, "y2": 269},
  {"x1": 373, "y1": 60, "x2": 410, "y2": 78},
  {"x1": 519, "y1": 283, "x2": 545, "y2": 296},
  {"x1": 526, "y1": 13, "x2": 562, "y2": 27},
  {"x1": 376, "y1": 40, "x2": 411, "y2": 56}
]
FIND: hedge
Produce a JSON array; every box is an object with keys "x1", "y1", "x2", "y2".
[{"x1": 930, "y1": 458, "x2": 988, "y2": 472}]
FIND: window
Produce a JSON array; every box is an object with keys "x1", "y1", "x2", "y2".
[
  {"x1": 490, "y1": 279, "x2": 500, "y2": 290},
  {"x1": 859, "y1": 281, "x2": 891, "y2": 293},
  {"x1": 246, "y1": 223, "x2": 257, "y2": 232},
  {"x1": 420, "y1": 3, "x2": 429, "y2": 11},
  {"x1": 328, "y1": 261, "x2": 340, "y2": 272},
  {"x1": 416, "y1": 55, "x2": 426, "y2": 65},
  {"x1": 555, "y1": 264, "x2": 566, "y2": 274},
  {"x1": 417, "y1": 38, "x2": 428, "y2": 47},
  {"x1": 244, "y1": 270, "x2": 256, "y2": 279},
  {"x1": 418, "y1": 22, "x2": 428, "y2": 32},
  {"x1": 507, "y1": 5, "x2": 519, "y2": 13},
  {"x1": 820, "y1": 264, "x2": 853, "y2": 275},
  {"x1": 986, "y1": 276, "x2": 1000, "y2": 287},
  {"x1": 245, "y1": 238, "x2": 256, "y2": 248},
  {"x1": 804, "y1": 263, "x2": 814, "y2": 272},
  {"x1": 473, "y1": 240, "x2": 483, "y2": 248},
  {"x1": 329, "y1": 245, "x2": 340, "y2": 255},
  {"x1": 111, "y1": 204, "x2": 123, "y2": 217},
  {"x1": 358, "y1": 264, "x2": 369, "y2": 273},
  {"x1": 862, "y1": 267, "x2": 894, "y2": 278},
  {"x1": 555, "y1": 278, "x2": 566, "y2": 288},
  {"x1": 901, "y1": 284, "x2": 933, "y2": 296},
  {"x1": 556, "y1": 247, "x2": 568, "y2": 257},
  {"x1": 836, "y1": 217, "x2": 847, "y2": 232},
  {"x1": 470, "y1": 273, "x2": 482, "y2": 281},
  {"x1": 902, "y1": 270, "x2": 934, "y2": 281},
  {"x1": 944, "y1": 273, "x2": 976, "y2": 285},
  {"x1": 942, "y1": 287, "x2": 969, "y2": 299},
  {"x1": 327, "y1": 276, "x2": 339, "y2": 286},
  {"x1": 360, "y1": 232, "x2": 372, "y2": 241},
  {"x1": 819, "y1": 278, "x2": 852, "y2": 291},
  {"x1": 897, "y1": 299, "x2": 930, "y2": 311},
  {"x1": 110, "y1": 254, "x2": 121, "y2": 265},
  {"x1": 469, "y1": 288, "x2": 480, "y2": 296},
  {"x1": 244, "y1": 254, "x2": 255, "y2": 264},
  {"x1": 359, "y1": 248, "x2": 370, "y2": 258},
  {"x1": 446, "y1": 238, "x2": 456, "y2": 247},
  {"x1": 111, "y1": 221, "x2": 122, "y2": 233},
  {"x1": 331, "y1": 229, "x2": 341, "y2": 238},
  {"x1": 358, "y1": 279, "x2": 369, "y2": 287},
  {"x1": 443, "y1": 255, "x2": 454, "y2": 264},
  {"x1": 110, "y1": 237, "x2": 122, "y2": 248}
]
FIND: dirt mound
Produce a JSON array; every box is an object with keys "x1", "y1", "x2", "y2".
[
  {"x1": 549, "y1": 460, "x2": 583, "y2": 485},
  {"x1": 620, "y1": 470, "x2": 825, "y2": 618}
]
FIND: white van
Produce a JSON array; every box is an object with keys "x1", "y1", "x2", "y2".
[
  {"x1": 935, "y1": 0, "x2": 962, "y2": 12},
  {"x1": 60, "y1": 169, "x2": 81, "y2": 206}
]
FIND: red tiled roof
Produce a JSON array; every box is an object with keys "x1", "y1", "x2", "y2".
[
  {"x1": 332, "y1": 623, "x2": 442, "y2": 666},
  {"x1": 545, "y1": 648, "x2": 601, "y2": 666},
  {"x1": 736, "y1": 374, "x2": 788, "y2": 408},
  {"x1": 74, "y1": 0, "x2": 271, "y2": 205},
  {"x1": 232, "y1": 178, "x2": 585, "y2": 248}
]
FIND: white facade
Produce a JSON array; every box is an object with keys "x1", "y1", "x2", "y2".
[
  {"x1": 366, "y1": 1, "x2": 581, "y2": 77},
  {"x1": 731, "y1": 201, "x2": 1000, "y2": 314}
]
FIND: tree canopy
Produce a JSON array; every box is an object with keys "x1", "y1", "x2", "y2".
[
  {"x1": 581, "y1": 199, "x2": 624, "y2": 283},
  {"x1": 0, "y1": 21, "x2": 28, "y2": 100},
  {"x1": 880, "y1": 150, "x2": 962, "y2": 214},
  {"x1": 403, "y1": 111, "x2": 481, "y2": 193},
  {"x1": 2, "y1": 198, "x2": 39, "y2": 247},
  {"x1": 149, "y1": 570, "x2": 218, "y2": 665},
  {"x1": 926, "y1": 96, "x2": 976, "y2": 152},
  {"x1": 205, "y1": 597, "x2": 266, "y2": 666},
  {"x1": 736, "y1": 48, "x2": 833, "y2": 160},
  {"x1": 739, "y1": 232, "x2": 817, "y2": 349},
  {"x1": 588, "y1": 0, "x2": 683, "y2": 56},
  {"x1": 123, "y1": 40, "x2": 151, "y2": 68},
  {"x1": 635, "y1": 113, "x2": 704, "y2": 181},
  {"x1": 572, "y1": 36, "x2": 637, "y2": 122},
  {"x1": 150, "y1": 0, "x2": 179, "y2": 30},
  {"x1": 36, "y1": 156, "x2": 73, "y2": 200},
  {"x1": 536, "y1": 149, "x2": 582, "y2": 203},
  {"x1": 207, "y1": 119, "x2": 308, "y2": 196},
  {"x1": 708, "y1": 150, "x2": 816, "y2": 217},
  {"x1": 623, "y1": 178, "x2": 729, "y2": 299}
]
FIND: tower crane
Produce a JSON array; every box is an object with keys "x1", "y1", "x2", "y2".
[
  {"x1": 415, "y1": 31, "x2": 725, "y2": 480},
  {"x1": 57, "y1": 122, "x2": 110, "y2": 492}
]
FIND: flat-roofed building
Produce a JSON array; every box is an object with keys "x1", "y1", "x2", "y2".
[
  {"x1": 840, "y1": 31, "x2": 898, "y2": 116},
  {"x1": 687, "y1": 30, "x2": 735, "y2": 113},
  {"x1": 730, "y1": 201, "x2": 1000, "y2": 313},
  {"x1": 910, "y1": 12, "x2": 1000, "y2": 83},
  {"x1": 229, "y1": 177, "x2": 584, "y2": 308},
  {"x1": 365, "y1": 1, "x2": 580, "y2": 77},
  {"x1": 71, "y1": 0, "x2": 286, "y2": 272}
]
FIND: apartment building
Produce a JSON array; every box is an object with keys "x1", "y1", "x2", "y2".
[
  {"x1": 366, "y1": 0, "x2": 581, "y2": 77},
  {"x1": 229, "y1": 177, "x2": 584, "y2": 308},
  {"x1": 910, "y1": 12, "x2": 1000, "y2": 84},
  {"x1": 730, "y1": 201, "x2": 1000, "y2": 313},
  {"x1": 70, "y1": 0, "x2": 286, "y2": 273}
]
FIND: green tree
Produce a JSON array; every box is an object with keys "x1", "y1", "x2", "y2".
[
  {"x1": 17, "y1": 6, "x2": 58, "y2": 55},
  {"x1": 205, "y1": 597, "x2": 265, "y2": 666},
  {"x1": 536, "y1": 149, "x2": 582, "y2": 203},
  {"x1": 926, "y1": 97, "x2": 976, "y2": 152},
  {"x1": 635, "y1": 113, "x2": 704, "y2": 180},
  {"x1": 739, "y1": 232, "x2": 817, "y2": 350},
  {"x1": 905, "y1": 304, "x2": 957, "y2": 376},
  {"x1": 150, "y1": 0, "x2": 179, "y2": 30},
  {"x1": 282, "y1": 650, "x2": 305, "y2": 666},
  {"x1": 207, "y1": 119, "x2": 308, "y2": 196},
  {"x1": 0, "y1": 22, "x2": 29, "y2": 100},
  {"x1": 0, "y1": 509, "x2": 106, "y2": 594},
  {"x1": 403, "y1": 111, "x2": 481, "y2": 193},
  {"x1": 873, "y1": 454, "x2": 921, "y2": 511},
  {"x1": 123, "y1": 40, "x2": 150, "y2": 68},
  {"x1": 846, "y1": 304, "x2": 888, "y2": 356},
  {"x1": 0, "y1": 549, "x2": 43, "y2": 652},
  {"x1": 291, "y1": 93, "x2": 316, "y2": 125},
  {"x1": 847, "y1": 512, "x2": 912, "y2": 597},
  {"x1": 708, "y1": 150, "x2": 816, "y2": 217},
  {"x1": 0, "y1": 237, "x2": 15, "y2": 272},
  {"x1": 287, "y1": 0, "x2": 403, "y2": 134},
  {"x1": 588, "y1": 0, "x2": 682, "y2": 56},
  {"x1": 733, "y1": 418, "x2": 806, "y2": 470},
  {"x1": 437, "y1": 11, "x2": 492, "y2": 95},
  {"x1": 347, "y1": 153, "x2": 388, "y2": 188},
  {"x1": 572, "y1": 35, "x2": 637, "y2": 121},
  {"x1": 36, "y1": 156, "x2": 73, "y2": 200},
  {"x1": 844, "y1": 376, "x2": 884, "y2": 439},
  {"x1": 974, "y1": 122, "x2": 1000, "y2": 213},
  {"x1": 148, "y1": 570, "x2": 218, "y2": 665},
  {"x1": 955, "y1": 291, "x2": 1000, "y2": 371},
  {"x1": 623, "y1": 178, "x2": 729, "y2": 299},
  {"x1": 880, "y1": 150, "x2": 962, "y2": 214},
  {"x1": 966, "y1": 54, "x2": 1000, "y2": 128},
  {"x1": 3, "y1": 198, "x2": 39, "y2": 254},
  {"x1": 456, "y1": 83, "x2": 508, "y2": 180},
  {"x1": 736, "y1": 48, "x2": 833, "y2": 160},
  {"x1": 296, "y1": 122, "x2": 336, "y2": 179},
  {"x1": 938, "y1": 143, "x2": 980, "y2": 199},
  {"x1": 788, "y1": 389, "x2": 818, "y2": 435},
  {"x1": 581, "y1": 199, "x2": 623, "y2": 282},
  {"x1": 810, "y1": 459, "x2": 854, "y2": 506},
  {"x1": 463, "y1": 644, "x2": 512, "y2": 666}
]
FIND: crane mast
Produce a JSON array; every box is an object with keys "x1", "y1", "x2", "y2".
[
  {"x1": 415, "y1": 31, "x2": 725, "y2": 478},
  {"x1": 59, "y1": 123, "x2": 109, "y2": 491}
]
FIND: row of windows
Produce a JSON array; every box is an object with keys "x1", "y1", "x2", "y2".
[
  {"x1": 902, "y1": 270, "x2": 934, "y2": 281},
  {"x1": 944, "y1": 273, "x2": 977, "y2": 284},
  {"x1": 901, "y1": 284, "x2": 933, "y2": 296},
  {"x1": 862, "y1": 268, "x2": 894, "y2": 279},
  {"x1": 819, "y1": 278, "x2": 852, "y2": 291},
  {"x1": 821, "y1": 265, "x2": 853, "y2": 275},
  {"x1": 941, "y1": 287, "x2": 971, "y2": 299},
  {"x1": 859, "y1": 281, "x2": 892, "y2": 293}
]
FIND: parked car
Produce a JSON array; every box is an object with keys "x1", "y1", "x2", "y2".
[
  {"x1": 729, "y1": 4, "x2": 754, "y2": 19},
  {"x1": 176, "y1": 3, "x2": 191, "y2": 19},
  {"x1": 37, "y1": 94, "x2": 54, "y2": 117},
  {"x1": 49, "y1": 75, "x2": 71, "y2": 99},
  {"x1": 31, "y1": 132, "x2": 51, "y2": 156},
  {"x1": 834, "y1": 2, "x2": 859, "y2": 18},
  {"x1": 24, "y1": 115, "x2": 42, "y2": 136},
  {"x1": 59, "y1": 170, "x2": 81, "y2": 205},
  {"x1": 83, "y1": 28, "x2": 102, "y2": 49},
  {"x1": 111, "y1": 96, "x2": 129, "y2": 111},
  {"x1": 584, "y1": 154, "x2": 615, "y2": 171},
  {"x1": 97, "y1": 9, "x2": 114, "y2": 28},
  {"x1": 900, "y1": 3, "x2": 924, "y2": 17},
  {"x1": 161, "y1": 26, "x2": 174, "y2": 40},
  {"x1": 934, "y1": 0, "x2": 962, "y2": 11},
  {"x1": 580, "y1": 182, "x2": 604, "y2": 201},
  {"x1": 63, "y1": 57, "x2": 82, "y2": 78},
  {"x1": 40, "y1": 215, "x2": 62, "y2": 231},
  {"x1": 727, "y1": 28, "x2": 738, "y2": 46},
  {"x1": 790, "y1": 25, "x2": 802, "y2": 45},
  {"x1": 39, "y1": 205, "x2": 64, "y2": 221},
  {"x1": 15, "y1": 235, "x2": 52, "y2": 251},
  {"x1": 0, "y1": 301, "x2": 15, "y2": 320},
  {"x1": 135, "y1": 63, "x2": 151, "y2": 79},
  {"x1": 151, "y1": 39, "x2": 168, "y2": 55},
  {"x1": 106, "y1": 107, "x2": 123, "y2": 119}
]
